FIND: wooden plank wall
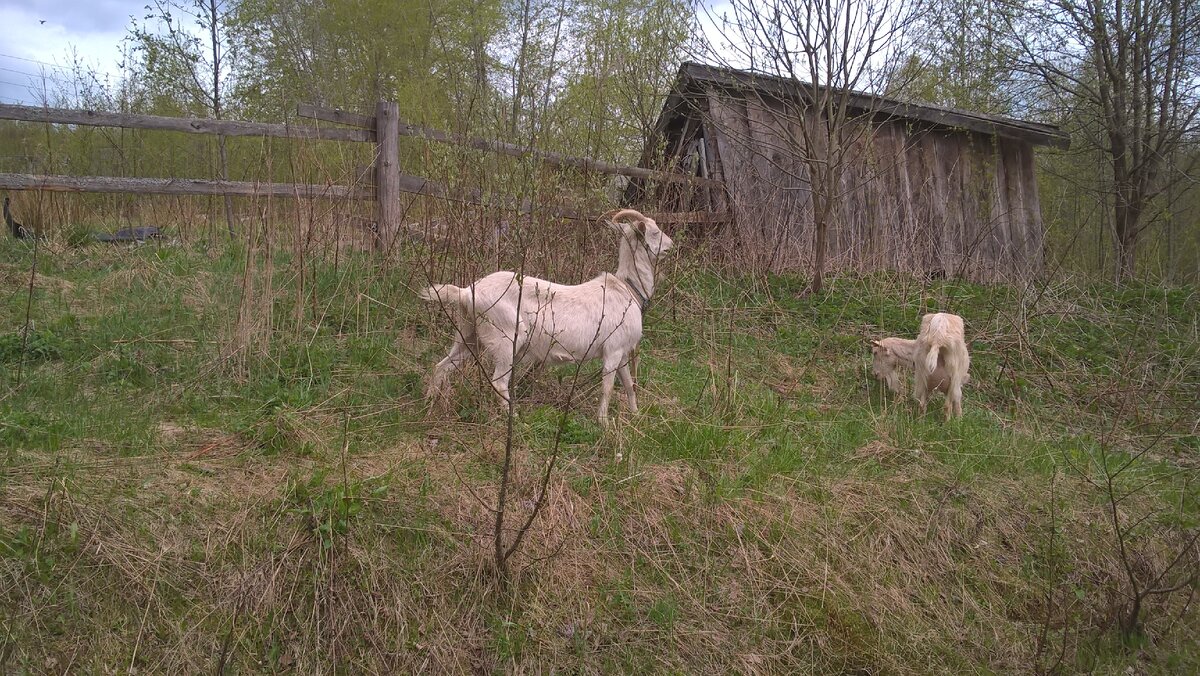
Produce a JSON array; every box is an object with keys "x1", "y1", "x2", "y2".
[{"x1": 683, "y1": 94, "x2": 1046, "y2": 281}]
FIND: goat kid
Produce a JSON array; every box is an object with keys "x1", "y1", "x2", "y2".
[
  {"x1": 872, "y1": 337, "x2": 959, "y2": 393},
  {"x1": 419, "y1": 209, "x2": 673, "y2": 422},
  {"x1": 914, "y1": 312, "x2": 970, "y2": 420},
  {"x1": 871, "y1": 312, "x2": 970, "y2": 420}
]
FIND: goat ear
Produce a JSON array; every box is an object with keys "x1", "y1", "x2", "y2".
[{"x1": 636, "y1": 220, "x2": 647, "y2": 237}]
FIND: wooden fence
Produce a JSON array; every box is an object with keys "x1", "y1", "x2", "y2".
[{"x1": 0, "y1": 101, "x2": 729, "y2": 248}]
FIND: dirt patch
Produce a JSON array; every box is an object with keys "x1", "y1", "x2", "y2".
[
  {"x1": 103, "y1": 266, "x2": 160, "y2": 291},
  {"x1": 643, "y1": 461, "x2": 696, "y2": 502},
  {"x1": 180, "y1": 270, "x2": 216, "y2": 312},
  {"x1": 157, "y1": 423, "x2": 251, "y2": 459},
  {"x1": 853, "y1": 439, "x2": 917, "y2": 465},
  {"x1": 156, "y1": 458, "x2": 293, "y2": 503},
  {"x1": 765, "y1": 353, "x2": 807, "y2": 396},
  {"x1": 0, "y1": 263, "x2": 75, "y2": 292},
  {"x1": 157, "y1": 421, "x2": 189, "y2": 440}
]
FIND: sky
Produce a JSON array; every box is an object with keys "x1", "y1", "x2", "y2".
[
  {"x1": 0, "y1": 0, "x2": 742, "y2": 107},
  {"x1": 0, "y1": 0, "x2": 142, "y2": 105}
]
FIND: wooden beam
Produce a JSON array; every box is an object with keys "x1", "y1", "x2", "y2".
[
  {"x1": 0, "y1": 172, "x2": 730, "y2": 228},
  {"x1": 396, "y1": 120, "x2": 725, "y2": 188},
  {"x1": 375, "y1": 101, "x2": 402, "y2": 252},
  {"x1": 394, "y1": 174, "x2": 585, "y2": 220},
  {"x1": 644, "y1": 210, "x2": 732, "y2": 225},
  {"x1": 298, "y1": 103, "x2": 729, "y2": 186},
  {"x1": 0, "y1": 173, "x2": 374, "y2": 200},
  {"x1": 391, "y1": 174, "x2": 730, "y2": 225},
  {"x1": 871, "y1": 103, "x2": 1073, "y2": 150},
  {"x1": 296, "y1": 103, "x2": 376, "y2": 130},
  {"x1": 0, "y1": 104, "x2": 374, "y2": 143},
  {"x1": 680, "y1": 63, "x2": 1071, "y2": 150}
]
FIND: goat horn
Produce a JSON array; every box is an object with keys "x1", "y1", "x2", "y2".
[{"x1": 603, "y1": 208, "x2": 647, "y2": 224}]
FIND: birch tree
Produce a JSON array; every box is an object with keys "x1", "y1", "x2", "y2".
[
  {"x1": 1012, "y1": 0, "x2": 1200, "y2": 281},
  {"x1": 131, "y1": 0, "x2": 241, "y2": 239}
]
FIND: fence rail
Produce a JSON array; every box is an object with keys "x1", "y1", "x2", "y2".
[
  {"x1": 0, "y1": 103, "x2": 373, "y2": 143},
  {"x1": 292, "y1": 103, "x2": 723, "y2": 187},
  {"x1": 0, "y1": 173, "x2": 373, "y2": 200},
  {"x1": 295, "y1": 103, "x2": 376, "y2": 130},
  {"x1": 0, "y1": 101, "x2": 729, "y2": 247},
  {"x1": 401, "y1": 121, "x2": 724, "y2": 187}
]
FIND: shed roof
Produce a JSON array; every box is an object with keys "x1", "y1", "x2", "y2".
[{"x1": 661, "y1": 62, "x2": 1071, "y2": 150}]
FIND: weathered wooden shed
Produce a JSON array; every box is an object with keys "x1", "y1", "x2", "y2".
[{"x1": 632, "y1": 62, "x2": 1070, "y2": 281}]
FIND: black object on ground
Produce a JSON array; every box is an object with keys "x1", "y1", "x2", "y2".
[
  {"x1": 94, "y1": 226, "x2": 164, "y2": 243},
  {"x1": 4, "y1": 197, "x2": 31, "y2": 239}
]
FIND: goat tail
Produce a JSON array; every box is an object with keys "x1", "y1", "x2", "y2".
[
  {"x1": 418, "y1": 284, "x2": 466, "y2": 308},
  {"x1": 925, "y1": 344, "x2": 941, "y2": 374}
]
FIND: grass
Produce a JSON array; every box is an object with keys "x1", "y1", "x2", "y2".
[{"x1": 1, "y1": 235, "x2": 1197, "y2": 673}]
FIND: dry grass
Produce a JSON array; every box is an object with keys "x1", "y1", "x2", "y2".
[
  {"x1": 0, "y1": 262, "x2": 74, "y2": 293},
  {"x1": 2, "y1": 413, "x2": 1196, "y2": 673},
  {"x1": 2, "y1": 232, "x2": 1196, "y2": 673}
]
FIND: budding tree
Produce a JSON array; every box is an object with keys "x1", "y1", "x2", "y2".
[
  {"x1": 131, "y1": 0, "x2": 241, "y2": 239},
  {"x1": 1011, "y1": 0, "x2": 1200, "y2": 281}
]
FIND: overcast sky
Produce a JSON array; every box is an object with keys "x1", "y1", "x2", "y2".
[
  {"x1": 0, "y1": 0, "x2": 142, "y2": 105},
  {"x1": 0, "y1": 1, "x2": 740, "y2": 108}
]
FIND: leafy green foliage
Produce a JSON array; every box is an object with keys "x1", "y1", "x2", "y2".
[
  {"x1": 286, "y1": 469, "x2": 388, "y2": 549},
  {"x1": 0, "y1": 327, "x2": 65, "y2": 363}
]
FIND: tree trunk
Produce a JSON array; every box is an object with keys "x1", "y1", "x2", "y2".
[
  {"x1": 1112, "y1": 187, "x2": 1142, "y2": 283},
  {"x1": 511, "y1": 0, "x2": 533, "y2": 138},
  {"x1": 1115, "y1": 234, "x2": 1136, "y2": 283},
  {"x1": 208, "y1": 0, "x2": 235, "y2": 241},
  {"x1": 1166, "y1": 209, "x2": 1174, "y2": 283},
  {"x1": 810, "y1": 218, "x2": 828, "y2": 295},
  {"x1": 807, "y1": 182, "x2": 834, "y2": 295},
  {"x1": 217, "y1": 135, "x2": 236, "y2": 241}
]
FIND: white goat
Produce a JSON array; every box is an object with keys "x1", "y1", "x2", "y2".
[
  {"x1": 872, "y1": 337, "x2": 922, "y2": 395},
  {"x1": 872, "y1": 337, "x2": 959, "y2": 395},
  {"x1": 913, "y1": 312, "x2": 970, "y2": 420},
  {"x1": 419, "y1": 209, "x2": 673, "y2": 422},
  {"x1": 871, "y1": 312, "x2": 970, "y2": 420}
]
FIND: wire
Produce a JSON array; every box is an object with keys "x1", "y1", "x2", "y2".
[
  {"x1": 0, "y1": 78, "x2": 49, "y2": 90},
  {"x1": 0, "y1": 66, "x2": 74, "y2": 85},
  {"x1": 0, "y1": 52, "x2": 75, "y2": 72}
]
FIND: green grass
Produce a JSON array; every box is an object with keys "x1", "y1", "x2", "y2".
[{"x1": 1, "y1": 239, "x2": 1197, "y2": 673}]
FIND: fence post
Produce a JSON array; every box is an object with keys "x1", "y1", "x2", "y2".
[{"x1": 375, "y1": 101, "x2": 401, "y2": 252}]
